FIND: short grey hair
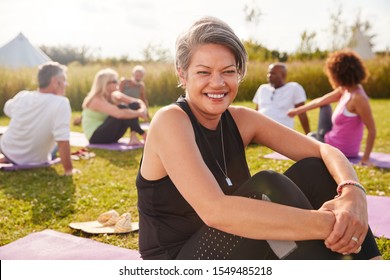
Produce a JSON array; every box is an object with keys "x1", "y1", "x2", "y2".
[
  {"x1": 132, "y1": 65, "x2": 145, "y2": 74},
  {"x1": 269, "y1": 62, "x2": 287, "y2": 72},
  {"x1": 38, "y1": 61, "x2": 67, "y2": 88},
  {"x1": 175, "y1": 16, "x2": 247, "y2": 79}
]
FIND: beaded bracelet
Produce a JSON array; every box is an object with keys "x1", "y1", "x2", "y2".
[{"x1": 336, "y1": 180, "x2": 366, "y2": 197}]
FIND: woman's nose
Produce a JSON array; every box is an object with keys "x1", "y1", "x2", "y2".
[{"x1": 210, "y1": 74, "x2": 225, "y2": 87}]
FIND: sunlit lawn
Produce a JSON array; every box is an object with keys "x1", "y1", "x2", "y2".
[{"x1": 0, "y1": 100, "x2": 389, "y2": 259}]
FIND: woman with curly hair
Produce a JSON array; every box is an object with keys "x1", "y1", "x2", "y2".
[{"x1": 288, "y1": 50, "x2": 376, "y2": 165}]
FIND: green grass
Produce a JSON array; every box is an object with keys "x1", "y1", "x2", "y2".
[{"x1": 0, "y1": 100, "x2": 389, "y2": 259}]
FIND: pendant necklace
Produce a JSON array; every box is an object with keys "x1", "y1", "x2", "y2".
[{"x1": 215, "y1": 120, "x2": 233, "y2": 187}]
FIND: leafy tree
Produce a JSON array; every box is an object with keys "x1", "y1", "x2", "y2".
[
  {"x1": 141, "y1": 43, "x2": 172, "y2": 62},
  {"x1": 292, "y1": 30, "x2": 328, "y2": 61},
  {"x1": 40, "y1": 45, "x2": 95, "y2": 65}
]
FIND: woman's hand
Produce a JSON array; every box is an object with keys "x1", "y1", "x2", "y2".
[
  {"x1": 137, "y1": 108, "x2": 149, "y2": 120},
  {"x1": 359, "y1": 157, "x2": 374, "y2": 167},
  {"x1": 319, "y1": 186, "x2": 368, "y2": 255}
]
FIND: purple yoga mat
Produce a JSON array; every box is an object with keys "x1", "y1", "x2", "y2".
[
  {"x1": 347, "y1": 152, "x2": 390, "y2": 169},
  {"x1": 0, "y1": 158, "x2": 61, "y2": 171},
  {"x1": 264, "y1": 152, "x2": 390, "y2": 169},
  {"x1": 367, "y1": 195, "x2": 390, "y2": 239},
  {"x1": 87, "y1": 140, "x2": 144, "y2": 151},
  {"x1": 2, "y1": 123, "x2": 150, "y2": 149},
  {"x1": 69, "y1": 131, "x2": 140, "y2": 150},
  {"x1": 0, "y1": 229, "x2": 141, "y2": 260},
  {"x1": 72, "y1": 135, "x2": 144, "y2": 151}
]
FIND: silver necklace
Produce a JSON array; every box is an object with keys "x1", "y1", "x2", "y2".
[{"x1": 215, "y1": 121, "x2": 233, "y2": 187}]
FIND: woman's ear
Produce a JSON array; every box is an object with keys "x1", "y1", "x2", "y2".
[{"x1": 177, "y1": 67, "x2": 186, "y2": 87}]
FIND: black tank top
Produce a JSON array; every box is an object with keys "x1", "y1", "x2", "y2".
[{"x1": 136, "y1": 97, "x2": 251, "y2": 259}]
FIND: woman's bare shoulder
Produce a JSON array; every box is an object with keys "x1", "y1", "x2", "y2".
[
  {"x1": 228, "y1": 105, "x2": 262, "y2": 121},
  {"x1": 150, "y1": 104, "x2": 189, "y2": 128}
]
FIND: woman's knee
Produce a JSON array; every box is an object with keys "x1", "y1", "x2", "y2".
[
  {"x1": 284, "y1": 157, "x2": 331, "y2": 182},
  {"x1": 287, "y1": 157, "x2": 325, "y2": 172},
  {"x1": 236, "y1": 170, "x2": 312, "y2": 209}
]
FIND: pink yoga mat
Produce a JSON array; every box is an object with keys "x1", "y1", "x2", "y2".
[
  {"x1": 264, "y1": 152, "x2": 390, "y2": 169},
  {"x1": 0, "y1": 229, "x2": 141, "y2": 260},
  {"x1": 367, "y1": 195, "x2": 390, "y2": 239}
]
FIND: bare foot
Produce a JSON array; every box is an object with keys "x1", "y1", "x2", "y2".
[{"x1": 128, "y1": 135, "x2": 143, "y2": 146}]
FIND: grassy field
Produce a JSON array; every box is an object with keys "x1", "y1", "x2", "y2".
[
  {"x1": 0, "y1": 100, "x2": 389, "y2": 259},
  {"x1": 1, "y1": 57, "x2": 389, "y2": 113}
]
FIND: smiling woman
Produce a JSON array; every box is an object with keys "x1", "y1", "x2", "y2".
[{"x1": 135, "y1": 16, "x2": 382, "y2": 260}]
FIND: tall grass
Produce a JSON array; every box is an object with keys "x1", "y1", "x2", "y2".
[{"x1": 1, "y1": 57, "x2": 390, "y2": 114}]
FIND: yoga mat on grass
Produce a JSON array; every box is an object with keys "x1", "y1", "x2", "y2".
[
  {"x1": 87, "y1": 139, "x2": 144, "y2": 151},
  {"x1": 86, "y1": 122, "x2": 149, "y2": 151},
  {"x1": 0, "y1": 158, "x2": 61, "y2": 171},
  {"x1": 264, "y1": 151, "x2": 390, "y2": 169},
  {"x1": 70, "y1": 132, "x2": 144, "y2": 151},
  {"x1": 2, "y1": 123, "x2": 150, "y2": 149},
  {"x1": 0, "y1": 229, "x2": 141, "y2": 260},
  {"x1": 367, "y1": 195, "x2": 390, "y2": 239}
]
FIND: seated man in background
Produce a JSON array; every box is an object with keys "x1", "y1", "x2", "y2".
[
  {"x1": 0, "y1": 61, "x2": 79, "y2": 176},
  {"x1": 252, "y1": 63, "x2": 310, "y2": 134}
]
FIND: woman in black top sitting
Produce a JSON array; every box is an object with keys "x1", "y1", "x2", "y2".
[{"x1": 136, "y1": 16, "x2": 381, "y2": 260}]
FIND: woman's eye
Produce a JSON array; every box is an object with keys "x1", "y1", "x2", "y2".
[
  {"x1": 224, "y1": 70, "x2": 237, "y2": 74},
  {"x1": 197, "y1": 71, "x2": 209, "y2": 75}
]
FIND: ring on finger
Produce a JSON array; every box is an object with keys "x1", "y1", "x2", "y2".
[{"x1": 351, "y1": 236, "x2": 358, "y2": 243}]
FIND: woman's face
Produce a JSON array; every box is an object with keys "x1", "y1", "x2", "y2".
[
  {"x1": 180, "y1": 43, "x2": 239, "y2": 123},
  {"x1": 106, "y1": 76, "x2": 119, "y2": 93}
]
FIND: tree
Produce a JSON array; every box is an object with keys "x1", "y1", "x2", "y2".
[
  {"x1": 243, "y1": 1, "x2": 262, "y2": 26},
  {"x1": 243, "y1": 2, "x2": 287, "y2": 62},
  {"x1": 293, "y1": 31, "x2": 328, "y2": 61},
  {"x1": 40, "y1": 45, "x2": 95, "y2": 65},
  {"x1": 141, "y1": 43, "x2": 172, "y2": 62},
  {"x1": 327, "y1": 4, "x2": 351, "y2": 51}
]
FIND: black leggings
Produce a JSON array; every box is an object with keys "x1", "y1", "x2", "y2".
[
  {"x1": 309, "y1": 105, "x2": 333, "y2": 142},
  {"x1": 89, "y1": 102, "x2": 145, "y2": 144},
  {"x1": 176, "y1": 158, "x2": 380, "y2": 260}
]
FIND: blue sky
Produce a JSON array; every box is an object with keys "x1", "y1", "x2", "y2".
[{"x1": 0, "y1": 0, "x2": 389, "y2": 60}]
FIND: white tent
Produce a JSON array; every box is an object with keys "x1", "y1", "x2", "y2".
[
  {"x1": 348, "y1": 28, "x2": 375, "y2": 60},
  {"x1": 0, "y1": 32, "x2": 51, "y2": 68}
]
